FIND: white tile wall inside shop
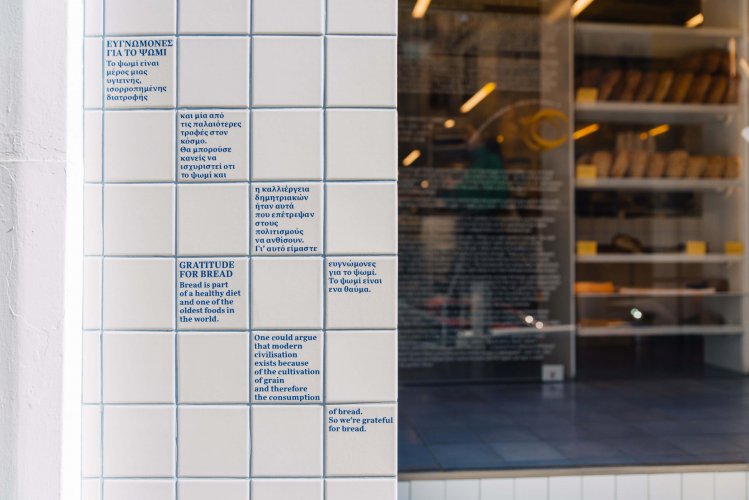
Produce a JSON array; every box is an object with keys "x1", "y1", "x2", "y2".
[
  {"x1": 400, "y1": 472, "x2": 749, "y2": 500},
  {"x1": 82, "y1": 0, "x2": 397, "y2": 496}
]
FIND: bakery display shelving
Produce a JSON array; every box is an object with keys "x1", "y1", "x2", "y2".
[
  {"x1": 571, "y1": 0, "x2": 749, "y2": 372},
  {"x1": 576, "y1": 253, "x2": 744, "y2": 264},
  {"x1": 578, "y1": 325, "x2": 744, "y2": 337},
  {"x1": 575, "y1": 102, "x2": 739, "y2": 124},
  {"x1": 575, "y1": 177, "x2": 742, "y2": 191}
]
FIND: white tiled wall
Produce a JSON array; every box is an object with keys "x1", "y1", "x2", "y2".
[
  {"x1": 83, "y1": 0, "x2": 397, "y2": 498},
  {"x1": 399, "y1": 472, "x2": 749, "y2": 500}
]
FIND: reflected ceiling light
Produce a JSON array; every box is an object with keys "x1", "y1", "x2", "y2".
[
  {"x1": 402, "y1": 149, "x2": 421, "y2": 167},
  {"x1": 444, "y1": 119, "x2": 456, "y2": 129},
  {"x1": 640, "y1": 132, "x2": 649, "y2": 140},
  {"x1": 535, "y1": 321, "x2": 544, "y2": 329},
  {"x1": 412, "y1": 0, "x2": 432, "y2": 19},
  {"x1": 420, "y1": 180, "x2": 430, "y2": 189},
  {"x1": 525, "y1": 315, "x2": 534, "y2": 324},
  {"x1": 573, "y1": 123, "x2": 600, "y2": 140},
  {"x1": 631, "y1": 308, "x2": 643, "y2": 320},
  {"x1": 496, "y1": 134, "x2": 505, "y2": 144},
  {"x1": 740, "y1": 58, "x2": 749, "y2": 79},
  {"x1": 685, "y1": 12, "x2": 704, "y2": 28},
  {"x1": 460, "y1": 83, "x2": 497, "y2": 114},
  {"x1": 648, "y1": 124, "x2": 670, "y2": 137},
  {"x1": 571, "y1": 0, "x2": 596, "y2": 18},
  {"x1": 728, "y1": 38, "x2": 737, "y2": 77}
]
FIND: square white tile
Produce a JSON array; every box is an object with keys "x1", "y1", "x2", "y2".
[
  {"x1": 178, "y1": 406, "x2": 249, "y2": 478},
  {"x1": 327, "y1": 37, "x2": 396, "y2": 107},
  {"x1": 327, "y1": 479, "x2": 397, "y2": 500},
  {"x1": 253, "y1": 0, "x2": 323, "y2": 34},
  {"x1": 179, "y1": 0, "x2": 250, "y2": 34},
  {"x1": 82, "y1": 332, "x2": 101, "y2": 404},
  {"x1": 411, "y1": 481, "x2": 445, "y2": 500},
  {"x1": 103, "y1": 110, "x2": 175, "y2": 182},
  {"x1": 105, "y1": 0, "x2": 176, "y2": 35},
  {"x1": 84, "y1": 110, "x2": 102, "y2": 182},
  {"x1": 252, "y1": 110, "x2": 323, "y2": 181},
  {"x1": 84, "y1": 185, "x2": 102, "y2": 255},
  {"x1": 178, "y1": 333, "x2": 249, "y2": 404},
  {"x1": 445, "y1": 479, "x2": 479, "y2": 500},
  {"x1": 326, "y1": 183, "x2": 397, "y2": 254},
  {"x1": 252, "y1": 37, "x2": 323, "y2": 107},
  {"x1": 103, "y1": 480, "x2": 175, "y2": 500},
  {"x1": 326, "y1": 331, "x2": 396, "y2": 403},
  {"x1": 82, "y1": 479, "x2": 101, "y2": 500},
  {"x1": 85, "y1": 38, "x2": 102, "y2": 108},
  {"x1": 251, "y1": 258, "x2": 323, "y2": 329},
  {"x1": 177, "y1": 184, "x2": 249, "y2": 256},
  {"x1": 252, "y1": 183, "x2": 323, "y2": 256},
  {"x1": 648, "y1": 474, "x2": 681, "y2": 500},
  {"x1": 179, "y1": 480, "x2": 249, "y2": 500},
  {"x1": 82, "y1": 405, "x2": 101, "y2": 477},
  {"x1": 179, "y1": 38, "x2": 249, "y2": 107},
  {"x1": 326, "y1": 110, "x2": 397, "y2": 180},
  {"x1": 326, "y1": 257, "x2": 397, "y2": 330},
  {"x1": 103, "y1": 184, "x2": 175, "y2": 256},
  {"x1": 103, "y1": 406, "x2": 175, "y2": 477},
  {"x1": 582, "y1": 476, "x2": 614, "y2": 500},
  {"x1": 398, "y1": 482, "x2": 412, "y2": 500},
  {"x1": 327, "y1": 0, "x2": 398, "y2": 35},
  {"x1": 102, "y1": 258, "x2": 175, "y2": 330},
  {"x1": 479, "y1": 479, "x2": 513, "y2": 500},
  {"x1": 252, "y1": 331, "x2": 322, "y2": 403},
  {"x1": 515, "y1": 478, "x2": 548, "y2": 500},
  {"x1": 179, "y1": 110, "x2": 249, "y2": 182},
  {"x1": 85, "y1": 0, "x2": 103, "y2": 36},
  {"x1": 251, "y1": 405, "x2": 323, "y2": 476},
  {"x1": 103, "y1": 332, "x2": 174, "y2": 403},
  {"x1": 105, "y1": 37, "x2": 176, "y2": 108},
  {"x1": 715, "y1": 472, "x2": 747, "y2": 500},
  {"x1": 252, "y1": 480, "x2": 323, "y2": 500},
  {"x1": 615, "y1": 475, "x2": 648, "y2": 500},
  {"x1": 83, "y1": 257, "x2": 102, "y2": 330},
  {"x1": 326, "y1": 404, "x2": 396, "y2": 476},
  {"x1": 550, "y1": 477, "x2": 582, "y2": 500},
  {"x1": 683, "y1": 473, "x2": 714, "y2": 500},
  {"x1": 177, "y1": 258, "x2": 249, "y2": 330}
]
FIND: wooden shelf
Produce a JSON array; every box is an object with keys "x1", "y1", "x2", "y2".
[
  {"x1": 578, "y1": 325, "x2": 744, "y2": 337},
  {"x1": 575, "y1": 178, "x2": 742, "y2": 191},
  {"x1": 577, "y1": 291, "x2": 744, "y2": 298},
  {"x1": 576, "y1": 22, "x2": 742, "y2": 58},
  {"x1": 575, "y1": 102, "x2": 739, "y2": 124},
  {"x1": 576, "y1": 253, "x2": 743, "y2": 264}
]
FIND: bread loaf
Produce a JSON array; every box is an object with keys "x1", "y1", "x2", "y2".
[
  {"x1": 647, "y1": 153, "x2": 667, "y2": 178},
  {"x1": 652, "y1": 71, "x2": 675, "y2": 103},
  {"x1": 707, "y1": 76, "x2": 729, "y2": 104},
  {"x1": 635, "y1": 71, "x2": 659, "y2": 102},
  {"x1": 686, "y1": 155, "x2": 707, "y2": 178},
  {"x1": 599, "y1": 69, "x2": 623, "y2": 101},
  {"x1": 592, "y1": 151, "x2": 613, "y2": 178},
  {"x1": 705, "y1": 156, "x2": 726, "y2": 178},
  {"x1": 629, "y1": 150, "x2": 649, "y2": 178},
  {"x1": 618, "y1": 70, "x2": 643, "y2": 102},
  {"x1": 686, "y1": 74, "x2": 712, "y2": 103},
  {"x1": 666, "y1": 150, "x2": 689, "y2": 178},
  {"x1": 611, "y1": 151, "x2": 630, "y2": 178},
  {"x1": 668, "y1": 72, "x2": 695, "y2": 103},
  {"x1": 725, "y1": 156, "x2": 741, "y2": 179}
]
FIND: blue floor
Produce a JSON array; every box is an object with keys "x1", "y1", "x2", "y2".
[{"x1": 399, "y1": 377, "x2": 749, "y2": 471}]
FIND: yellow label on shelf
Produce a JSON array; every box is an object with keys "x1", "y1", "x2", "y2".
[
  {"x1": 577, "y1": 241, "x2": 598, "y2": 256},
  {"x1": 576, "y1": 87, "x2": 599, "y2": 103},
  {"x1": 576, "y1": 164, "x2": 598, "y2": 180},
  {"x1": 686, "y1": 241, "x2": 707, "y2": 255},
  {"x1": 725, "y1": 241, "x2": 745, "y2": 255}
]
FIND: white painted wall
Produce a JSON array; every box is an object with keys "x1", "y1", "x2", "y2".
[{"x1": 0, "y1": 0, "x2": 81, "y2": 498}]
